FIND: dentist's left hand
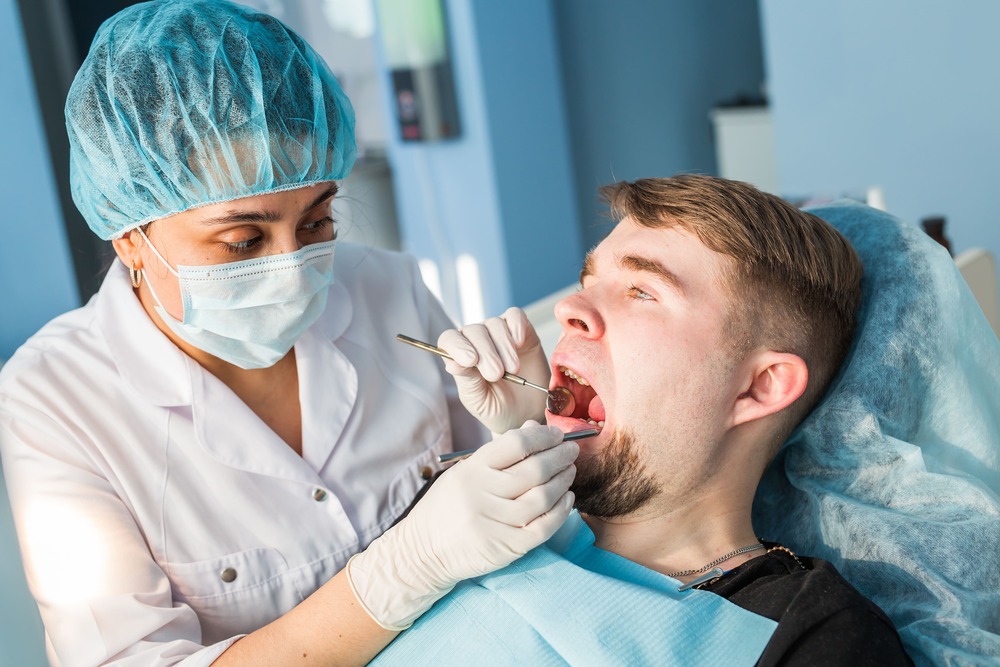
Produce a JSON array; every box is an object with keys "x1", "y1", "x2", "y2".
[
  {"x1": 437, "y1": 307, "x2": 551, "y2": 434},
  {"x1": 345, "y1": 422, "x2": 577, "y2": 630}
]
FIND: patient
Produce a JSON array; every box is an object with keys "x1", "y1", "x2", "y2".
[{"x1": 372, "y1": 175, "x2": 913, "y2": 665}]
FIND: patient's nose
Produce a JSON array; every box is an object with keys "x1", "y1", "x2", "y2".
[{"x1": 554, "y1": 291, "x2": 603, "y2": 339}]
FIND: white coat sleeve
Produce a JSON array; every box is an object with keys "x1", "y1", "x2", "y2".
[{"x1": 0, "y1": 405, "x2": 241, "y2": 667}]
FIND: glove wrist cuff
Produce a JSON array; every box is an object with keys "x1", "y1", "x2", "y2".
[{"x1": 346, "y1": 527, "x2": 456, "y2": 630}]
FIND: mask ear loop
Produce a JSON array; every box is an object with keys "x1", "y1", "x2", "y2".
[
  {"x1": 133, "y1": 226, "x2": 183, "y2": 322},
  {"x1": 135, "y1": 227, "x2": 179, "y2": 278}
]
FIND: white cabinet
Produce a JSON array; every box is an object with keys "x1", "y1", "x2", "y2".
[{"x1": 709, "y1": 106, "x2": 778, "y2": 195}]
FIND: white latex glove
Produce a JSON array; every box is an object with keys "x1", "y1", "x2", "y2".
[
  {"x1": 437, "y1": 307, "x2": 551, "y2": 434},
  {"x1": 346, "y1": 421, "x2": 577, "y2": 630}
]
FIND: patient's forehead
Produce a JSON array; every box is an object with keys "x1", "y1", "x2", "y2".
[{"x1": 586, "y1": 218, "x2": 731, "y2": 291}]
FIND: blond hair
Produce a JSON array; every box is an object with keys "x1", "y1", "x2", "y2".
[{"x1": 600, "y1": 175, "x2": 863, "y2": 434}]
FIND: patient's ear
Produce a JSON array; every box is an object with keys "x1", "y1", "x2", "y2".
[{"x1": 732, "y1": 352, "x2": 808, "y2": 427}]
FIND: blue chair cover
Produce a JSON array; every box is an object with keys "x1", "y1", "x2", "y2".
[{"x1": 754, "y1": 201, "x2": 1000, "y2": 666}]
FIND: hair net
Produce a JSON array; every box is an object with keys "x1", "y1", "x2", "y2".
[
  {"x1": 753, "y1": 201, "x2": 1000, "y2": 666},
  {"x1": 66, "y1": 0, "x2": 356, "y2": 240}
]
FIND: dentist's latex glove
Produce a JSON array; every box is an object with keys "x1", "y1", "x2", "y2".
[
  {"x1": 437, "y1": 307, "x2": 551, "y2": 434},
  {"x1": 346, "y1": 421, "x2": 577, "y2": 630}
]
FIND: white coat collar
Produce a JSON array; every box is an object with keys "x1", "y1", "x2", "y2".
[
  {"x1": 100, "y1": 259, "x2": 359, "y2": 478},
  {"x1": 97, "y1": 261, "x2": 194, "y2": 407}
]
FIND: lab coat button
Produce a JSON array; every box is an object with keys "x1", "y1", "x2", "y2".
[
  {"x1": 220, "y1": 567, "x2": 237, "y2": 583},
  {"x1": 420, "y1": 466, "x2": 434, "y2": 480},
  {"x1": 312, "y1": 488, "x2": 328, "y2": 502}
]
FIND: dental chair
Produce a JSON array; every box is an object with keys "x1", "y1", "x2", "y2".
[{"x1": 753, "y1": 201, "x2": 1000, "y2": 666}]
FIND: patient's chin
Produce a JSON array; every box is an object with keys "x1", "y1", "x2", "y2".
[{"x1": 571, "y1": 427, "x2": 658, "y2": 518}]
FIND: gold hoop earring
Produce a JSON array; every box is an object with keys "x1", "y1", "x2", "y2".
[{"x1": 130, "y1": 260, "x2": 143, "y2": 288}]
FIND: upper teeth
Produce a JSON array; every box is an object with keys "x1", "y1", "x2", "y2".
[{"x1": 559, "y1": 366, "x2": 590, "y2": 386}]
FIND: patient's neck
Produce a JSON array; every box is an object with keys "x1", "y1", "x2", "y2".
[{"x1": 582, "y1": 485, "x2": 760, "y2": 579}]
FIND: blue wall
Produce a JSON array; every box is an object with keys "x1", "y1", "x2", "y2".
[
  {"x1": 553, "y1": 0, "x2": 766, "y2": 249},
  {"x1": 0, "y1": 0, "x2": 78, "y2": 363},
  {"x1": 472, "y1": 1, "x2": 583, "y2": 309},
  {"x1": 761, "y1": 0, "x2": 1000, "y2": 261},
  {"x1": 0, "y1": 1, "x2": 72, "y2": 663}
]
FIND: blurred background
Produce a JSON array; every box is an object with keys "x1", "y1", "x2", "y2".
[{"x1": 2, "y1": 0, "x2": 999, "y2": 663}]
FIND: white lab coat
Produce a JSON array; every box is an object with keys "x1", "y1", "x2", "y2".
[{"x1": 0, "y1": 243, "x2": 486, "y2": 666}]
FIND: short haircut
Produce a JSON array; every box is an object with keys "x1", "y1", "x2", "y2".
[{"x1": 600, "y1": 175, "x2": 863, "y2": 440}]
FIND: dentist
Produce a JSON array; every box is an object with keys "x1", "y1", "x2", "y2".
[{"x1": 0, "y1": 2, "x2": 576, "y2": 665}]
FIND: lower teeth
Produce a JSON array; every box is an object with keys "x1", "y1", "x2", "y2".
[{"x1": 587, "y1": 419, "x2": 605, "y2": 429}]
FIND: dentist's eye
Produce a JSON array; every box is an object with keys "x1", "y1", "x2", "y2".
[
  {"x1": 301, "y1": 216, "x2": 337, "y2": 240},
  {"x1": 626, "y1": 283, "x2": 654, "y2": 301},
  {"x1": 223, "y1": 236, "x2": 262, "y2": 254}
]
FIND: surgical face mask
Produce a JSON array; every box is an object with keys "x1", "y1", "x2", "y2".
[{"x1": 137, "y1": 229, "x2": 335, "y2": 369}]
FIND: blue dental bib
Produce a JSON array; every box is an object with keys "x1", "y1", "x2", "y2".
[{"x1": 373, "y1": 511, "x2": 776, "y2": 666}]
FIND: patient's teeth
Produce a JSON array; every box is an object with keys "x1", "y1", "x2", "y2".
[
  {"x1": 558, "y1": 365, "x2": 590, "y2": 386},
  {"x1": 598, "y1": 421, "x2": 605, "y2": 428}
]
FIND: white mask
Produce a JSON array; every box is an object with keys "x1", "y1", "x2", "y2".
[{"x1": 137, "y1": 229, "x2": 335, "y2": 369}]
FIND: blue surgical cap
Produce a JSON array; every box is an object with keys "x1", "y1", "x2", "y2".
[{"x1": 66, "y1": 0, "x2": 357, "y2": 240}]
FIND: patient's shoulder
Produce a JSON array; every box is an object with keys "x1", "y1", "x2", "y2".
[{"x1": 700, "y1": 547, "x2": 913, "y2": 666}]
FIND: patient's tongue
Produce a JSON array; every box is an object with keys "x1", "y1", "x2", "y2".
[{"x1": 587, "y1": 395, "x2": 606, "y2": 423}]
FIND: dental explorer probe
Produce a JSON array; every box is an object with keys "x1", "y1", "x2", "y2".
[
  {"x1": 395, "y1": 334, "x2": 575, "y2": 415},
  {"x1": 438, "y1": 427, "x2": 600, "y2": 464}
]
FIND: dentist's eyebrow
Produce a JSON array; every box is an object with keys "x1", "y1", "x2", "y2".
[
  {"x1": 618, "y1": 254, "x2": 686, "y2": 294},
  {"x1": 198, "y1": 183, "x2": 338, "y2": 226}
]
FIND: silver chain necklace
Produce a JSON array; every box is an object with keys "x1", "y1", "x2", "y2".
[{"x1": 666, "y1": 542, "x2": 765, "y2": 578}]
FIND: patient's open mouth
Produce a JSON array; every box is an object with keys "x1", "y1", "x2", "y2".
[{"x1": 552, "y1": 365, "x2": 606, "y2": 431}]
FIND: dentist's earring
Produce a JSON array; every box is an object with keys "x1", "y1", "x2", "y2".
[{"x1": 130, "y1": 260, "x2": 143, "y2": 288}]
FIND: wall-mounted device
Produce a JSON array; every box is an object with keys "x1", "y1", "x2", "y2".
[{"x1": 375, "y1": 0, "x2": 460, "y2": 141}]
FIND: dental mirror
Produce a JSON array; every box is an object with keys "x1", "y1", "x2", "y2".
[{"x1": 545, "y1": 386, "x2": 575, "y2": 416}]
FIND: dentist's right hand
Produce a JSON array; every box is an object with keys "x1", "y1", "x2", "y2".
[
  {"x1": 437, "y1": 307, "x2": 552, "y2": 434},
  {"x1": 346, "y1": 421, "x2": 577, "y2": 631}
]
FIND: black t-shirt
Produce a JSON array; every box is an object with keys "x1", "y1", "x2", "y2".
[{"x1": 698, "y1": 544, "x2": 913, "y2": 666}]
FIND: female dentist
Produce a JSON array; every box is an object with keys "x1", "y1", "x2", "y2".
[{"x1": 0, "y1": 1, "x2": 577, "y2": 665}]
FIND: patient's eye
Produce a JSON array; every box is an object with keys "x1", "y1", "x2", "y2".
[{"x1": 626, "y1": 283, "x2": 654, "y2": 301}]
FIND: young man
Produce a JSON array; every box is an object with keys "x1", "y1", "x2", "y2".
[{"x1": 369, "y1": 175, "x2": 912, "y2": 665}]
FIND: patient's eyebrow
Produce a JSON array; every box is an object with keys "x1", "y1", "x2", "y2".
[
  {"x1": 618, "y1": 254, "x2": 686, "y2": 294},
  {"x1": 579, "y1": 250, "x2": 596, "y2": 284},
  {"x1": 198, "y1": 184, "x2": 339, "y2": 226}
]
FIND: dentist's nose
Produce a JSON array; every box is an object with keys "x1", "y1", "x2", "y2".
[
  {"x1": 554, "y1": 290, "x2": 603, "y2": 339},
  {"x1": 275, "y1": 233, "x2": 305, "y2": 254}
]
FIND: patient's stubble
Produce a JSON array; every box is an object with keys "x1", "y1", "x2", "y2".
[{"x1": 571, "y1": 428, "x2": 658, "y2": 518}]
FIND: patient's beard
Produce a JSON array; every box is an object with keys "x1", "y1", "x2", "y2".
[{"x1": 571, "y1": 427, "x2": 658, "y2": 518}]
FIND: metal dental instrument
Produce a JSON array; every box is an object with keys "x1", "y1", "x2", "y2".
[
  {"x1": 438, "y1": 427, "x2": 600, "y2": 464},
  {"x1": 395, "y1": 333, "x2": 575, "y2": 415}
]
